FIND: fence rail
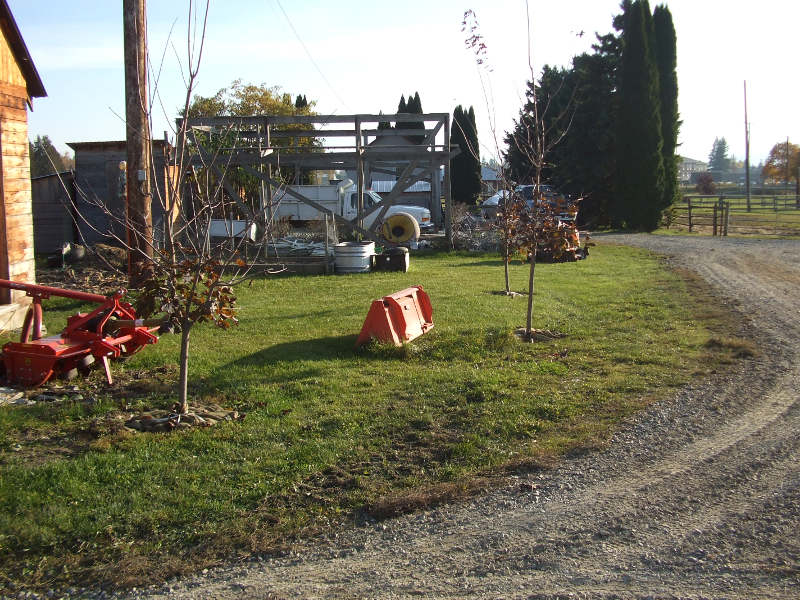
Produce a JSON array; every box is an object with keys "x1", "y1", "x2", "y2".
[{"x1": 669, "y1": 195, "x2": 800, "y2": 237}]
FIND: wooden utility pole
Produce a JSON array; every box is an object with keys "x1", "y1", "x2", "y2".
[
  {"x1": 123, "y1": 0, "x2": 153, "y2": 287},
  {"x1": 744, "y1": 81, "x2": 751, "y2": 212}
]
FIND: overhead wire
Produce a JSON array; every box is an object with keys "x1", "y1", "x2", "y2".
[{"x1": 274, "y1": 0, "x2": 351, "y2": 113}]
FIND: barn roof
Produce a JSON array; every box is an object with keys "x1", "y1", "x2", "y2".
[{"x1": 0, "y1": 0, "x2": 46, "y2": 101}]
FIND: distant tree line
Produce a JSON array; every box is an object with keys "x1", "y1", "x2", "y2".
[
  {"x1": 29, "y1": 135, "x2": 74, "y2": 178},
  {"x1": 505, "y1": 0, "x2": 679, "y2": 230}
]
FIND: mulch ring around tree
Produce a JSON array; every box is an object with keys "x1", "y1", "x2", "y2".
[{"x1": 124, "y1": 403, "x2": 245, "y2": 432}]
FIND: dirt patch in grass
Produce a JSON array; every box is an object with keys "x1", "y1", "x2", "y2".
[
  {"x1": 0, "y1": 364, "x2": 245, "y2": 466},
  {"x1": 704, "y1": 336, "x2": 758, "y2": 359},
  {"x1": 366, "y1": 478, "x2": 494, "y2": 520},
  {"x1": 36, "y1": 244, "x2": 127, "y2": 295}
]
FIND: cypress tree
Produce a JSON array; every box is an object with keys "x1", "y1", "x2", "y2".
[
  {"x1": 653, "y1": 4, "x2": 679, "y2": 211},
  {"x1": 465, "y1": 106, "x2": 481, "y2": 202},
  {"x1": 397, "y1": 95, "x2": 407, "y2": 113},
  {"x1": 294, "y1": 94, "x2": 308, "y2": 110},
  {"x1": 451, "y1": 105, "x2": 482, "y2": 204},
  {"x1": 406, "y1": 92, "x2": 425, "y2": 144},
  {"x1": 614, "y1": 0, "x2": 664, "y2": 230}
]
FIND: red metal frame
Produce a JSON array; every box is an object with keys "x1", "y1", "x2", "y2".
[{"x1": 0, "y1": 278, "x2": 159, "y2": 387}]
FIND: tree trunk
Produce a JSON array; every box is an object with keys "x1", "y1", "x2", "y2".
[
  {"x1": 178, "y1": 323, "x2": 191, "y2": 414},
  {"x1": 526, "y1": 249, "x2": 536, "y2": 337},
  {"x1": 504, "y1": 244, "x2": 510, "y2": 293}
]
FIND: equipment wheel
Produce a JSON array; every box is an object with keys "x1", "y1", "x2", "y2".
[{"x1": 381, "y1": 212, "x2": 420, "y2": 243}]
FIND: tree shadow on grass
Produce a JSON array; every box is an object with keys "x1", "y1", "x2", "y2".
[
  {"x1": 208, "y1": 334, "x2": 359, "y2": 388},
  {"x1": 446, "y1": 258, "x2": 507, "y2": 268}
]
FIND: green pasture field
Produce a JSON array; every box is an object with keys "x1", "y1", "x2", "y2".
[{"x1": 0, "y1": 244, "x2": 746, "y2": 590}]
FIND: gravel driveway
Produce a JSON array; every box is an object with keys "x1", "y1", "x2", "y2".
[{"x1": 127, "y1": 234, "x2": 800, "y2": 599}]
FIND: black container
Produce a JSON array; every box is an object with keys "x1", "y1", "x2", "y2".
[{"x1": 372, "y1": 247, "x2": 410, "y2": 272}]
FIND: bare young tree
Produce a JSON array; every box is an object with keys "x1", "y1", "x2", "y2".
[
  {"x1": 462, "y1": 9, "x2": 519, "y2": 295},
  {"x1": 464, "y1": 4, "x2": 579, "y2": 338},
  {"x1": 65, "y1": 1, "x2": 284, "y2": 416}
]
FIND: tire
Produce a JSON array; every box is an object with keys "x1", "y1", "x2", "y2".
[{"x1": 381, "y1": 212, "x2": 420, "y2": 243}]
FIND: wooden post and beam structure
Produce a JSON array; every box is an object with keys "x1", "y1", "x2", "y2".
[{"x1": 176, "y1": 113, "x2": 459, "y2": 245}]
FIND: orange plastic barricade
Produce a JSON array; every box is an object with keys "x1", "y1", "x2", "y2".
[{"x1": 355, "y1": 285, "x2": 434, "y2": 347}]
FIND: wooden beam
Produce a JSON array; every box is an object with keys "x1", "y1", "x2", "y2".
[
  {"x1": 183, "y1": 149, "x2": 458, "y2": 170},
  {"x1": 183, "y1": 113, "x2": 448, "y2": 128}
]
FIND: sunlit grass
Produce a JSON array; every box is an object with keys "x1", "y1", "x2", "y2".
[{"x1": 0, "y1": 244, "x2": 736, "y2": 589}]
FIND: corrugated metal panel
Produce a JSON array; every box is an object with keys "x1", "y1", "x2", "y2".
[{"x1": 370, "y1": 180, "x2": 431, "y2": 193}]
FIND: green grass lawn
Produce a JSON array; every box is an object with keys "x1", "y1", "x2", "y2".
[{"x1": 0, "y1": 244, "x2": 742, "y2": 589}]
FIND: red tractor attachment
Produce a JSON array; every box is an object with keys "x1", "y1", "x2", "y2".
[
  {"x1": 0, "y1": 278, "x2": 161, "y2": 387},
  {"x1": 355, "y1": 285, "x2": 434, "y2": 347}
]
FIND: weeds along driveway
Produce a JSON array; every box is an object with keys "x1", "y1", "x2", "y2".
[{"x1": 123, "y1": 234, "x2": 800, "y2": 600}]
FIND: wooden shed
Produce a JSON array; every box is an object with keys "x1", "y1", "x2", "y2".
[
  {"x1": 0, "y1": 0, "x2": 46, "y2": 332},
  {"x1": 66, "y1": 140, "x2": 174, "y2": 248}
]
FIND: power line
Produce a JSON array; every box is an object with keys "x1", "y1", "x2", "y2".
[{"x1": 274, "y1": 0, "x2": 351, "y2": 112}]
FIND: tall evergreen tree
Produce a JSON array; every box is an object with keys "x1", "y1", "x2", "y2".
[
  {"x1": 451, "y1": 105, "x2": 482, "y2": 204},
  {"x1": 613, "y1": 0, "x2": 664, "y2": 230},
  {"x1": 405, "y1": 92, "x2": 425, "y2": 144},
  {"x1": 653, "y1": 4, "x2": 680, "y2": 211},
  {"x1": 397, "y1": 95, "x2": 407, "y2": 114},
  {"x1": 708, "y1": 137, "x2": 730, "y2": 172},
  {"x1": 551, "y1": 34, "x2": 620, "y2": 228},
  {"x1": 505, "y1": 66, "x2": 573, "y2": 184}
]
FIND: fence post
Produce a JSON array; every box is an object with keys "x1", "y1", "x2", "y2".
[
  {"x1": 712, "y1": 203, "x2": 718, "y2": 236},
  {"x1": 724, "y1": 201, "x2": 730, "y2": 236},
  {"x1": 687, "y1": 196, "x2": 693, "y2": 232},
  {"x1": 324, "y1": 213, "x2": 330, "y2": 275},
  {"x1": 774, "y1": 195, "x2": 778, "y2": 212}
]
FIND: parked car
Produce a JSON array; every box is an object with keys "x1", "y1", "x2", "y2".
[{"x1": 480, "y1": 190, "x2": 512, "y2": 219}]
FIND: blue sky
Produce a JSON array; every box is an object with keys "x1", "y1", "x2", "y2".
[{"x1": 10, "y1": 0, "x2": 800, "y2": 164}]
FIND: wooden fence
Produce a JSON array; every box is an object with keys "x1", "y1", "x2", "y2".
[{"x1": 669, "y1": 195, "x2": 800, "y2": 237}]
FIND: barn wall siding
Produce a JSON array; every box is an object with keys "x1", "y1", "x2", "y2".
[{"x1": 0, "y1": 22, "x2": 36, "y2": 326}]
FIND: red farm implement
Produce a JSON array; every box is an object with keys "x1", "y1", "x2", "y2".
[
  {"x1": 355, "y1": 285, "x2": 434, "y2": 347},
  {"x1": 0, "y1": 278, "x2": 161, "y2": 387}
]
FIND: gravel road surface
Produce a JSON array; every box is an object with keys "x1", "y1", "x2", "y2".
[{"x1": 123, "y1": 234, "x2": 800, "y2": 600}]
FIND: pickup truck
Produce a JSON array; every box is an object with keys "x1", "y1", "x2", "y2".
[{"x1": 271, "y1": 181, "x2": 433, "y2": 232}]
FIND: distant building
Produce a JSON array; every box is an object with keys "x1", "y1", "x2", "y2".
[
  {"x1": 481, "y1": 165, "x2": 500, "y2": 197},
  {"x1": 0, "y1": 0, "x2": 47, "y2": 331},
  {"x1": 65, "y1": 140, "x2": 175, "y2": 247},
  {"x1": 678, "y1": 156, "x2": 707, "y2": 183}
]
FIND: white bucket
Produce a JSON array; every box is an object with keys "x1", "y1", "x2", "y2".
[{"x1": 334, "y1": 241, "x2": 374, "y2": 274}]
